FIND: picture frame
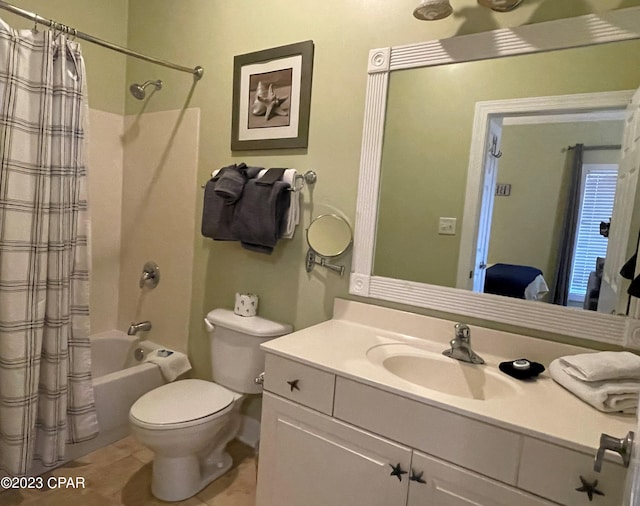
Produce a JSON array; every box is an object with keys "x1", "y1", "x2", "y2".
[{"x1": 231, "y1": 40, "x2": 314, "y2": 150}]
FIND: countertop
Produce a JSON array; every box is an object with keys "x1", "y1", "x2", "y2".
[{"x1": 262, "y1": 299, "x2": 636, "y2": 457}]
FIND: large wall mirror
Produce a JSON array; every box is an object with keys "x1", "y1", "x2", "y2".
[{"x1": 350, "y1": 8, "x2": 640, "y2": 347}]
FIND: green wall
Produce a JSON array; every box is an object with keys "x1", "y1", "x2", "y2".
[
  {"x1": 375, "y1": 40, "x2": 640, "y2": 288},
  {"x1": 2, "y1": 0, "x2": 129, "y2": 114}
]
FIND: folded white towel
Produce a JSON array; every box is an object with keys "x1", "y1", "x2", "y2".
[
  {"x1": 549, "y1": 359, "x2": 639, "y2": 414},
  {"x1": 559, "y1": 351, "x2": 640, "y2": 382},
  {"x1": 144, "y1": 349, "x2": 192, "y2": 382},
  {"x1": 281, "y1": 169, "x2": 299, "y2": 239},
  {"x1": 257, "y1": 168, "x2": 299, "y2": 239}
]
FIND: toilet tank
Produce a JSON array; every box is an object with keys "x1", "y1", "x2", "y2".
[{"x1": 205, "y1": 309, "x2": 292, "y2": 394}]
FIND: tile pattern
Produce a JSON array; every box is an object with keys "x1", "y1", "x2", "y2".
[{"x1": 0, "y1": 438, "x2": 256, "y2": 506}]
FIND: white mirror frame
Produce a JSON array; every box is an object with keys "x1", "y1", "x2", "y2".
[{"x1": 350, "y1": 7, "x2": 640, "y2": 347}]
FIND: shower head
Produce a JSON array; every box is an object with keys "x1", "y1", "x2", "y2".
[{"x1": 129, "y1": 79, "x2": 162, "y2": 100}]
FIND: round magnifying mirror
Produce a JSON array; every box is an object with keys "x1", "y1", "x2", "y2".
[{"x1": 307, "y1": 214, "x2": 352, "y2": 257}]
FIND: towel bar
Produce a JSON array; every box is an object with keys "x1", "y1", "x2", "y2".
[
  {"x1": 200, "y1": 169, "x2": 317, "y2": 191},
  {"x1": 292, "y1": 170, "x2": 317, "y2": 192}
]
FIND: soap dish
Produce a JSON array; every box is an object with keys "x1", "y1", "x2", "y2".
[{"x1": 499, "y1": 359, "x2": 545, "y2": 380}]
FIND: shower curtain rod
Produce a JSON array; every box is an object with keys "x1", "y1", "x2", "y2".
[
  {"x1": 0, "y1": 0, "x2": 203, "y2": 80},
  {"x1": 568, "y1": 144, "x2": 622, "y2": 151}
]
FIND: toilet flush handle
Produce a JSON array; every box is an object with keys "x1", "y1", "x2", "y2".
[{"x1": 204, "y1": 319, "x2": 215, "y2": 332}]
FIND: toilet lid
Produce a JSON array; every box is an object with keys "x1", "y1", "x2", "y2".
[{"x1": 130, "y1": 379, "x2": 235, "y2": 426}]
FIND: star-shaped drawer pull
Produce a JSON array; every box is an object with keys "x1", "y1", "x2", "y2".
[
  {"x1": 409, "y1": 469, "x2": 426, "y2": 484},
  {"x1": 286, "y1": 379, "x2": 300, "y2": 392},
  {"x1": 389, "y1": 463, "x2": 407, "y2": 481},
  {"x1": 575, "y1": 475, "x2": 604, "y2": 501}
]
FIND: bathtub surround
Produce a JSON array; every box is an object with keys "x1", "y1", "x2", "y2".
[
  {"x1": 0, "y1": 23, "x2": 99, "y2": 476},
  {"x1": 87, "y1": 109, "x2": 124, "y2": 334},
  {"x1": 86, "y1": 106, "x2": 200, "y2": 356},
  {"x1": 117, "y1": 108, "x2": 200, "y2": 355}
]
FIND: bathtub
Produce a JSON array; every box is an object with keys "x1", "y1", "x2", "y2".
[{"x1": 62, "y1": 330, "x2": 165, "y2": 463}]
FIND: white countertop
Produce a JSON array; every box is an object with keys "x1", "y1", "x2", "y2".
[{"x1": 262, "y1": 299, "x2": 636, "y2": 457}]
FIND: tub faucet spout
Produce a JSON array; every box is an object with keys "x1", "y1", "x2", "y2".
[{"x1": 128, "y1": 321, "x2": 152, "y2": 335}]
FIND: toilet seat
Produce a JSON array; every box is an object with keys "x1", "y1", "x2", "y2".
[{"x1": 130, "y1": 379, "x2": 235, "y2": 430}]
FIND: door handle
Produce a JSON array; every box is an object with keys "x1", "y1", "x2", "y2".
[{"x1": 594, "y1": 431, "x2": 634, "y2": 472}]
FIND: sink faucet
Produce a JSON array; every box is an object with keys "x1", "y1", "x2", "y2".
[
  {"x1": 442, "y1": 323, "x2": 485, "y2": 364},
  {"x1": 127, "y1": 321, "x2": 152, "y2": 336}
]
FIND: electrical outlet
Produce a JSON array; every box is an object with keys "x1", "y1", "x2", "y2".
[{"x1": 438, "y1": 217, "x2": 457, "y2": 235}]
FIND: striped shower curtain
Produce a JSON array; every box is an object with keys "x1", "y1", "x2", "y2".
[{"x1": 0, "y1": 20, "x2": 98, "y2": 475}]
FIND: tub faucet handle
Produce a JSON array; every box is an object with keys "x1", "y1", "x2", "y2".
[{"x1": 139, "y1": 261, "x2": 160, "y2": 289}]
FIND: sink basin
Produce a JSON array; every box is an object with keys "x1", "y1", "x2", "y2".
[{"x1": 367, "y1": 343, "x2": 520, "y2": 400}]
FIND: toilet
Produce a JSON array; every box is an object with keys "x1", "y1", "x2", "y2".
[{"x1": 129, "y1": 308, "x2": 291, "y2": 502}]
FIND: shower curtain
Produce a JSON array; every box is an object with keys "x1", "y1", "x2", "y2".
[{"x1": 0, "y1": 21, "x2": 98, "y2": 476}]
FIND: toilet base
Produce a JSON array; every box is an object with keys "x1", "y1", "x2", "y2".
[{"x1": 151, "y1": 451, "x2": 233, "y2": 502}]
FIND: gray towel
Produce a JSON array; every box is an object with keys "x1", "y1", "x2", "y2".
[
  {"x1": 201, "y1": 165, "x2": 241, "y2": 240},
  {"x1": 231, "y1": 168, "x2": 291, "y2": 254},
  {"x1": 214, "y1": 163, "x2": 247, "y2": 203}
]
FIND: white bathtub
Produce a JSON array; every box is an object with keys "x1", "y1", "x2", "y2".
[{"x1": 62, "y1": 331, "x2": 165, "y2": 463}]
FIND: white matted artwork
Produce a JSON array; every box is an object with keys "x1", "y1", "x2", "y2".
[{"x1": 232, "y1": 41, "x2": 314, "y2": 150}]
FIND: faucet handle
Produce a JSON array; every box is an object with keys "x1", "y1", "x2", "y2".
[{"x1": 454, "y1": 323, "x2": 470, "y2": 340}]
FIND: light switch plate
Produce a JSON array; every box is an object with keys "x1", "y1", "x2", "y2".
[{"x1": 438, "y1": 217, "x2": 457, "y2": 235}]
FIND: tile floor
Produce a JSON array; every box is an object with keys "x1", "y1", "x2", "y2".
[{"x1": 0, "y1": 437, "x2": 257, "y2": 506}]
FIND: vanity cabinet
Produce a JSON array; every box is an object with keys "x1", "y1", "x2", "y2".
[
  {"x1": 257, "y1": 392, "x2": 411, "y2": 506},
  {"x1": 407, "y1": 451, "x2": 553, "y2": 506},
  {"x1": 257, "y1": 354, "x2": 628, "y2": 506}
]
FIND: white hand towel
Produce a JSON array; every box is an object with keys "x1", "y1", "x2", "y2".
[
  {"x1": 257, "y1": 168, "x2": 299, "y2": 239},
  {"x1": 281, "y1": 169, "x2": 299, "y2": 239},
  {"x1": 549, "y1": 359, "x2": 639, "y2": 414},
  {"x1": 144, "y1": 349, "x2": 192, "y2": 382},
  {"x1": 559, "y1": 351, "x2": 640, "y2": 382}
]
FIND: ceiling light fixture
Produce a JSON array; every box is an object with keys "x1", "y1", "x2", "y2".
[
  {"x1": 477, "y1": 0, "x2": 524, "y2": 12},
  {"x1": 413, "y1": 0, "x2": 453, "y2": 20},
  {"x1": 414, "y1": 0, "x2": 524, "y2": 20}
]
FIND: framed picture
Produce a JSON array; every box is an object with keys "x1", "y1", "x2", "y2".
[{"x1": 231, "y1": 40, "x2": 314, "y2": 150}]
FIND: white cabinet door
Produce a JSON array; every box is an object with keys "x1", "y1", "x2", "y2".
[
  {"x1": 518, "y1": 437, "x2": 627, "y2": 506},
  {"x1": 407, "y1": 451, "x2": 555, "y2": 506},
  {"x1": 257, "y1": 392, "x2": 411, "y2": 506}
]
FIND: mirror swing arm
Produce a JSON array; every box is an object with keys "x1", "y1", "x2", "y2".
[
  {"x1": 349, "y1": 8, "x2": 640, "y2": 347},
  {"x1": 305, "y1": 249, "x2": 345, "y2": 276}
]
